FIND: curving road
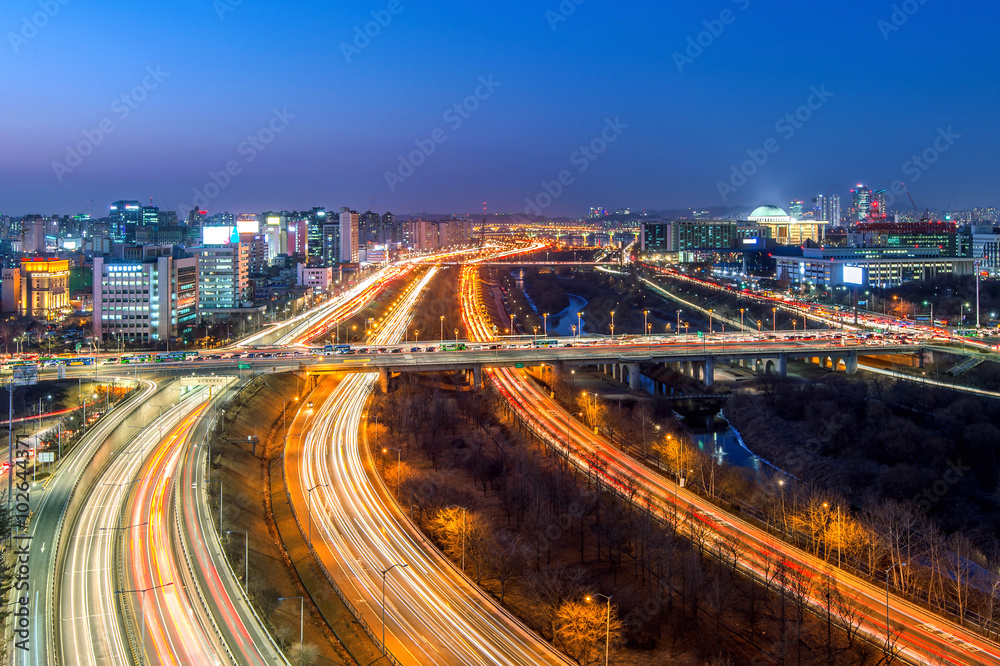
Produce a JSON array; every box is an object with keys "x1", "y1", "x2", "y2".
[{"x1": 286, "y1": 266, "x2": 568, "y2": 664}]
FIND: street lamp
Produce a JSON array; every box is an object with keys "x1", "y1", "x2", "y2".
[
  {"x1": 677, "y1": 309, "x2": 682, "y2": 335},
  {"x1": 380, "y1": 563, "x2": 408, "y2": 655},
  {"x1": 577, "y1": 312, "x2": 583, "y2": 337},
  {"x1": 306, "y1": 483, "x2": 328, "y2": 546},
  {"x1": 383, "y1": 447, "x2": 402, "y2": 496},
  {"x1": 278, "y1": 596, "x2": 304, "y2": 666},
  {"x1": 115, "y1": 582, "x2": 175, "y2": 666},
  {"x1": 643, "y1": 311, "x2": 649, "y2": 338},
  {"x1": 447, "y1": 505, "x2": 468, "y2": 570},
  {"x1": 923, "y1": 300, "x2": 933, "y2": 328},
  {"x1": 708, "y1": 309, "x2": 713, "y2": 335},
  {"x1": 440, "y1": 315, "x2": 444, "y2": 342},
  {"x1": 610, "y1": 311, "x2": 615, "y2": 341},
  {"x1": 225, "y1": 530, "x2": 248, "y2": 590},
  {"x1": 586, "y1": 593, "x2": 613, "y2": 666},
  {"x1": 884, "y1": 562, "x2": 907, "y2": 653},
  {"x1": 772, "y1": 307, "x2": 777, "y2": 335},
  {"x1": 543, "y1": 313, "x2": 549, "y2": 337},
  {"x1": 740, "y1": 308, "x2": 745, "y2": 332}
]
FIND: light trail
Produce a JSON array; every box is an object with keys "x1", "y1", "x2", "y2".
[
  {"x1": 287, "y1": 266, "x2": 568, "y2": 664},
  {"x1": 462, "y1": 264, "x2": 1000, "y2": 666}
]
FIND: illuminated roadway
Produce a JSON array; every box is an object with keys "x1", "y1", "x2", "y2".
[
  {"x1": 461, "y1": 265, "x2": 1000, "y2": 666},
  {"x1": 286, "y1": 267, "x2": 569, "y2": 664},
  {"x1": 60, "y1": 385, "x2": 208, "y2": 666}
]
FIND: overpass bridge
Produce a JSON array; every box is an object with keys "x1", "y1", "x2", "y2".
[
  {"x1": 441, "y1": 261, "x2": 617, "y2": 267},
  {"x1": 305, "y1": 341, "x2": 922, "y2": 391}
]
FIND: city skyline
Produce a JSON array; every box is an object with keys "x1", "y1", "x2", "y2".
[{"x1": 3, "y1": 1, "x2": 998, "y2": 217}]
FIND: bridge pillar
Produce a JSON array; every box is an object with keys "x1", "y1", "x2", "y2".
[
  {"x1": 378, "y1": 367, "x2": 389, "y2": 393},
  {"x1": 845, "y1": 351, "x2": 858, "y2": 376},
  {"x1": 778, "y1": 353, "x2": 787, "y2": 378},
  {"x1": 473, "y1": 364, "x2": 483, "y2": 389},
  {"x1": 704, "y1": 357, "x2": 714, "y2": 387},
  {"x1": 550, "y1": 361, "x2": 563, "y2": 384},
  {"x1": 683, "y1": 361, "x2": 693, "y2": 378},
  {"x1": 627, "y1": 363, "x2": 640, "y2": 391}
]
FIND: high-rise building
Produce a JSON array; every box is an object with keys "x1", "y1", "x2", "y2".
[
  {"x1": 93, "y1": 249, "x2": 199, "y2": 343},
  {"x1": 109, "y1": 201, "x2": 142, "y2": 242},
  {"x1": 339, "y1": 208, "x2": 359, "y2": 263},
  {"x1": 871, "y1": 189, "x2": 888, "y2": 220},
  {"x1": 850, "y1": 185, "x2": 871, "y2": 223},
  {"x1": 308, "y1": 208, "x2": 328, "y2": 259},
  {"x1": 789, "y1": 201, "x2": 804, "y2": 218},
  {"x1": 263, "y1": 214, "x2": 283, "y2": 263},
  {"x1": 192, "y1": 243, "x2": 250, "y2": 311},
  {"x1": 381, "y1": 212, "x2": 396, "y2": 243},
  {"x1": 829, "y1": 195, "x2": 841, "y2": 226},
  {"x1": 360, "y1": 211, "x2": 381, "y2": 245},
  {"x1": 812, "y1": 195, "x2": 826, "y2": 221},
  {"x1": 142, "y1": 205, "x2": 159, "y2": 228},
  {"x1": 322, "y1": 224, "x2": 340, "y2": 266}
]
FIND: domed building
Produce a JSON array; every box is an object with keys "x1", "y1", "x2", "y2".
[{"x1": 747, "y1": 204, "x2": 827, "y2": 245}]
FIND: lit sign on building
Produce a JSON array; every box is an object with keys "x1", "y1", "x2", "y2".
[
  {"x1": 202, "y1": 226, "x2": 236, "y2": 245},
  {"x1": 843, "y1": 266, "x2": 864, "y2": 285}
]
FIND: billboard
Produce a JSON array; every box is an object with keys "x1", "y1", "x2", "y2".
[
  {"x1": 236, "y1": 219, "x2": 259, "y2": 235},
  {"x1": 12, "y1": 365, "x2": 38, "y2": 387},
  {"x1": 202, "y1": 226, "x2": 235, "y2": 245},
  {"x1": 843, "y1": 266, "x2": 864, "y2": 285}
]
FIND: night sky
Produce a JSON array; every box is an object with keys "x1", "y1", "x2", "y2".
[{"x1": 3, "y1": 0, "x2": 998, "y2": 217}]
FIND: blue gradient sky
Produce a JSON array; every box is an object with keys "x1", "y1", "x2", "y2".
[{"x1": 2, "y1": 0, "x2": 998, "y2": 217}]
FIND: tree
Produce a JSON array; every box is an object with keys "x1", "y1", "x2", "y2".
[
  {"x1": 525, "y1": 566, "x2": 589, "y2": 641},
  {"x1": 555, "y1": 599, "x2": 623, "y2": 666},
  {"x1": 290, "y1": 643, "x2": 320, "y2": 666}
]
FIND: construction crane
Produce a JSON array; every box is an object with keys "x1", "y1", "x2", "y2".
[{"x1": 899, "y1": 182, "x2": 932, "y2": 223}]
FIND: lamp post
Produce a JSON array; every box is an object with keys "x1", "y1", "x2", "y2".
[
  {"x1": 380, "y1": 563, "x2": 408, "y2": 655},
  {"x1": 577, "y1": 312, "x2": 583, "y2": 337},
  {"x1": 884, "y1": 563, "x2": 907, "y2": 653},
  {"x1": 924, "y1": 300, "x2": 933, "y2": 328},
  {"x1": 510, "y1": 314, "x2": 517, "y2": 337},
  {"x1": 677, "y1": 309, "x2": 682, "y2": 335},
  {"x1": 740, "y1": 308, "x2": 745, "y2": 332},
  {"x1": 708, "y1": 309, "x2": 713, "y2": 335},
  {"x1": 383, "y1": 447, "x2": 402, "y2": 496},
  {"x1": 587, "y1": 593, "x2": 613, "y2": 666},
  {"x1": 772, "y1": 307, "x2": 777, "y2": 335},
  {"x1": 225, "y1": 530, "x2": 248, "y2": 590},
  {"x1": 447, "y1": 505, "x2": 468, "y2": 570},
  {"x1": 306, "y1": 483, "x2": 328, "y2": 546},
  {"x1": 610, "y1": 311, "x2": 615, "y2": 341},
  {"x1": 278, "y1": 596, "x2": 304, "y2": 666},
  {"x1": 543, "y1": 313, "x2": 548, "y2": 337},
  {"x1": 643, "y1": 311, "x2": 649, "y2": 338},
  {"x1": 116, "y1": 582, "x2": 174, "y2": 666},
  {"x1": 439, "y1": 315, "x2": 444, "y2": 342}
]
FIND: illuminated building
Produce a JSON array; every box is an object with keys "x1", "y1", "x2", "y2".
[
  {"x1": 109, "y1": 200, "x2": 142, "y2": 242},
  {"x1": 747, "y1": 205, "x2": 827, "y2": 245},
  {"x1": 20, "y1": 258, "x2": 70, "y2": 319},
  {"x1": 849, "y1": 185, "x2": 871, "y2": 223},
  {"x1": 93, "y1": 250, "x2": 199, "y2": 342},
  {"x1": 775, "y1": 246, "x2": 975, "y2": 288},
  {"x1": 339, "y1": 208, "x2": 360, "y2": 263}
]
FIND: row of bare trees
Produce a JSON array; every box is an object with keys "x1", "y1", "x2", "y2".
[{"x1": 369, "y1": 374, "x2": 891, "y2": 664}]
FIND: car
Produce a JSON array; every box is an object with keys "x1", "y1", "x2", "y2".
[
  {"x1": 358, "y1": 348, "x2": 370, "y2": 353},
  {"x1": 410, "y1": 347, "x2": 420, "y2": 352},
  {"x1": 426, "y1": 346, "x2": 437, "y2": 352},
  {"x1": 391, "y1": 348, "x2": 403, "y2": 353},
  {"x1": 306, "y1": 401, "x2": 314, "y2": 408},
  {"x1": 377, "y1": 348, "x2": 387, "y2": 353}
]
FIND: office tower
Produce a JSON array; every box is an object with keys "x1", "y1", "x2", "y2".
[
  {"x1": 789, "y1": 200, "x2": 804, "y2": 218},
  {"x1": 812, "y1": 195, "x2": 826, "y2": 220},
  {"x1": 322, "y1": 224, "x2": 340, "y2": 265},
  {"x1": 829, "y1": 194, "x2": 841, "y2": 225},
  {"x1": 360, "y1": 211, "x2": 381, "y2": 244},
  {"x1": 850, "y1": 185, "x2": 871, "y2": 223},
  {"x1": 109, "y1": 200, "x2": 142, "y2": 242},
  {"x1": 381, "y1": 212, "x2": 395, "y2": 243},
  {"x1": 192, "y1": 243, "x2": 250, "y2": 310},
  {"x1": 339, "y1": 208, "x2": 359, "y2": 263},
  {"x1": 308, "y1": 208, "x2": 328, "y2": 259},
  {"x1": 871, "y1": 189, "x2": 888, "y2": 220},
  {"x1": 142, "y1": 205, "x2": 159, "y2": 228}
]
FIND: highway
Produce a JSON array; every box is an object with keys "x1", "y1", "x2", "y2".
[
  {"x1": 59, "y1": 384, "x2": 208, "y2": 666},
  {"x1": 461, "y1": 264, "x2": 1000, "y2": 665},
  {"x1": 13, "y1": 378, "x2": 153, "y2": 666},
  {"x1": 286, "y1": 266, "x2": 568, "y2": 664}
]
